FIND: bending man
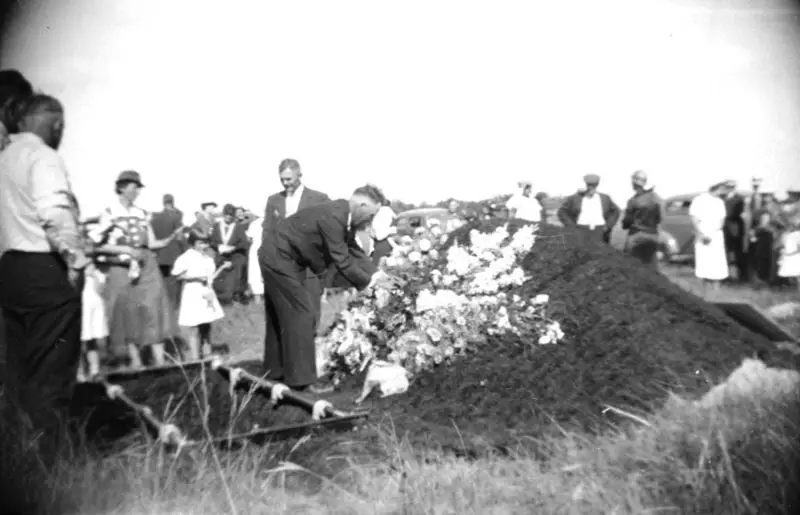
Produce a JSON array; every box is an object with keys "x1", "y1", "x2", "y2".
[{"x1": 258, "y1": 185, "x2": 400, "y2": 393}]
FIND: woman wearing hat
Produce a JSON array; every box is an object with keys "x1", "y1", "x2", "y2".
[{"x1": 89, "y1": 170, "x2": 184, "y2": 369}]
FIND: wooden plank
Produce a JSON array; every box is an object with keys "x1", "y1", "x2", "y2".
[
  {"x1": 98, "y1": 356, "x2": 217, "y2": 382},
  {"x1": 206, "y1": 411, "x2": 371, "y2": 449},
  {"x1": 712, "y1": 301, "x2": 798, "y2": 344}
]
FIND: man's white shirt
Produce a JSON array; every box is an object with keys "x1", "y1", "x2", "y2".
[
  {"x1": 507, "y1": 193, "x2": 541, "y2": 222},
  {"x1": 285, "y1": 184, "x2": 305, "y2": 217},
  {"x1": 577, "y1": 194, "x2": 605, "y2": 229}
]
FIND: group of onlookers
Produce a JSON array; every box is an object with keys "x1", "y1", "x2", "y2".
[{"x1": 689, "y1": 178, "x2": 800, "y2": 290}]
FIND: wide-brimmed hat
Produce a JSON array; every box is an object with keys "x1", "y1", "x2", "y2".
[{"x1": 116, "y1": 170, "x2": 144, "y2": 187}]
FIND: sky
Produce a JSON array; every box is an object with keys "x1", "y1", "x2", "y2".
[{"x1": 1, "y1": 0, "x2": 799, "y2": 216}]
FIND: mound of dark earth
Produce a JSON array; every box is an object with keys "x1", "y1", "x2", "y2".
[
  {"x1": 72, "y1": 220, "x2": 800, "y2": 466},
  {"x1": 376, "y1": 220, "x2": 800, "y2": 451}
]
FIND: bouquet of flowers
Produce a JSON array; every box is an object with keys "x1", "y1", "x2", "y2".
[{"x1": 316, "y1": 223, "x2": 565, "y2": 388}]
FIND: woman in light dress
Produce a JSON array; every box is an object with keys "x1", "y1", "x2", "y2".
[
  {"x1": 172, "y1": 231, "x2": 229, "y2": 360},
  {"x1": 246, "y1": 215, "x2": 264, "y2": 302},
  {"x1": 689, "y1": 181, "x2": 731, "y2": 290},
  {"x1": 778, "y1": 214, "x2": 800, "y2": 290}
]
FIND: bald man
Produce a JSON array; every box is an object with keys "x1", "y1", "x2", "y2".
[
  {"x1": 621, "y1": 171, "x2": 663, "y2": 268},
  {"x1": 0, "y1": 95, "x2": 87, "y2": 464}
]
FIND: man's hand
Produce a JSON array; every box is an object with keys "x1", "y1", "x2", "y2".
[
  {"x1": 367, "y1": 270, "x2": 405, "y2": 291},
  {"x1": 67, "y1": 251, "x2": 90, "y2": 290}
]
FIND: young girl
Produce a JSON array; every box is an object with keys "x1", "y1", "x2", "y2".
[
  {"x1": 76, "y1": 262, "x2": 109, "y2": 380},
  {"x1": 77, "y1": 223, "x2": 109, "y2": 381},
  {"x1": 778, "y1": 215, "x2": 800, "y2": 289},
  {"x1": 171, "y1": 231, "x2": 230, "y2": 360}
]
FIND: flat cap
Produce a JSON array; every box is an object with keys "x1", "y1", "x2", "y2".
[
  {"x1": 116, "y1": 170, "x2": 144, "y2": 187},
  {"x1": 583, "y1": 174, "x2": 600, "y2": 186}
]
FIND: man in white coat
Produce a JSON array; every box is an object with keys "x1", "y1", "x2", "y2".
[{"x1": 689, "y1": 181, "x2": 731, "y2": 290}]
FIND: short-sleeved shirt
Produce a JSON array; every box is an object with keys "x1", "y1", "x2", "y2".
[{"x1": 91, "y1": 201, "x2": 151, "y2": 248}]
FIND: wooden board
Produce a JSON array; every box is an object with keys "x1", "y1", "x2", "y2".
[
  {"x1": 202, "y1": 410, "x2": 371, "y2": 449},
  {"x1": 98, "y1": 356, "x2": 217, "y2": 382},
  {"x1": 712, "y1": 301, "x2": 798, "y2": 344}
]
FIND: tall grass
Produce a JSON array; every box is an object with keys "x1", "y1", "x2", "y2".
[{"x1": 1, "y1": 358, "x2": 799, "y2": 515}]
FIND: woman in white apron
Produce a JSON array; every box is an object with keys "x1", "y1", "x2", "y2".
[
  {"x1": 689, "y1": 182, "x2": 730, "y2": 290},
  {"x1": 246, "y1": 216, "x2": 264, "y2": 302}
]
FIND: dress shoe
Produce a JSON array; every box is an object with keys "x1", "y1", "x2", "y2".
[{"x1": 304, "y1": 382, "x2": 334, "y2": 395}]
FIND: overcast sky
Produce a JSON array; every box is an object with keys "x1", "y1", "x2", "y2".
[{"x1": 2, "y1": 0, "x2": 799, "y2": 215}]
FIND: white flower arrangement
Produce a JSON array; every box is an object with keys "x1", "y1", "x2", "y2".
[{"x1": 317, "y1": 223, "x2": 565, "y2": 388}]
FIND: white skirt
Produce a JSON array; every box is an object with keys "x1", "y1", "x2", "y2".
[
  {"x1": 81, "y1": 275, "x2": 109, "y2": 341},
  {"x1": 178, "y1": 282, "x2": 225, "y2": 327},
  {"x1": 694, "y1": 230, "x2": 729, "y2": 281}
]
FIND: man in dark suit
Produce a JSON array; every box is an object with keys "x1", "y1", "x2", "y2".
[
  {"x1": 262, "y1": 159, "x2": 330, "y2": 327},
  {"x1": 211, "y1": 203, "x2": 250, "y2": 304},
  {"x1": 258, "y1": 185, "x2": 401, "y2": 393},
  {"x1": 721, "y1": 180, "x2": 748, "y2": 282},
  {"x1": 557, "y1": 174, "x2": 621, "y2": 244},
  {"x1": 151, "y1": 193, "x2": 185, "y2": 310}
]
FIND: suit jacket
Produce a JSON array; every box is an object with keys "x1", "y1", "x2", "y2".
[
  {"x1": 557, "y1": 192, "x2": 621, "y2": 231},
  {"x1": 151, "y1": 208, "x2": 185, "y2": 266},
  {"x1": 262, "y1": 186, "x2": 330, "y2": 235},
  {"x1": 723, "y1": 193, "x2": 746, "y2": 239},
  {"x1": 259, "y1": 199, "x2": 376, "y2": 290},
  {"x1": 210, "y1": 220, "x2": 250, "y2": 257}
]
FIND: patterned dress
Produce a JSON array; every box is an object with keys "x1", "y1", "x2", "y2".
[{"x1": 90, "y1": 202, "x2": 177, "y2": 356}]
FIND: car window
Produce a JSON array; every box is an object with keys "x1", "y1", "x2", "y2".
[
  {"x1": 665, "y1": 200, "x2": 691, "y2": 214},
  {"x1": 408, "y1": 216, "x2": 423, "y2": 228}
]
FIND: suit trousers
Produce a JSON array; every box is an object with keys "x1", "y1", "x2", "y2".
[
  {"x1": 261, "y1": 265, "x2": 318, "y2": 388},
  {"x1": 624, "y1": 231, "x2": 660, "y2": 268},
  {"x1": 576, "y1": 225, "x2": 608, "y2": 245},
  {"x1": 0, "y1": 251, "x2": 82, "y2": 463}
]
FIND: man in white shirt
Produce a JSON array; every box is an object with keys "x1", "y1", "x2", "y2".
[
  {"x1": 557, "y1": 174, "x2": 621, "y2": 244},
  {"x1": 260, "y1": 159, "x2": 330, "y2": 345},
  {"x1": 0, "y1": 95, "x2": 88, "y2": 463},
  {"x1": 507, "y1": 181, "x2": 542, "y2": 223}
]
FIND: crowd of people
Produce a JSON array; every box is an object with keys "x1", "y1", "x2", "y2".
[{"x1": 0, "y1": 67, "x2": 798, "y2": 467}]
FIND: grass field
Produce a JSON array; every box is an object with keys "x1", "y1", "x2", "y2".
[{"x1": 4, "y1": 265, "x2": 800, "y2": 514}]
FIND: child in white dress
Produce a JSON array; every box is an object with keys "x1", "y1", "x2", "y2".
[
  {"x1": 77, "y1": 262, "x2": 109, "y2": 381},
  {"x1": 778, "y1": 215, "x2": 800, "y2": 289},
  {"x1": 172, "y1": 232, "x2": 230, "y2": 360}
]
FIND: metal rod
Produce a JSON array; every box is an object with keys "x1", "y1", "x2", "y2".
[{"x1": 211, "y1": 359, "x2": 349, "y2": 419}]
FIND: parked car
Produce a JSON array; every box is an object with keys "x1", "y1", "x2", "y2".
[
  {"x1": 395, "y1": 207, "x2": 458, "y2": 236},
  {"x1": 609, "y1": 190, "x2": 754, "y2": 263}
]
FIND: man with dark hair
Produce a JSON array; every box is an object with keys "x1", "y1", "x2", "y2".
[
  {"x1": 151, "y1": 193, "x2": 185, "y2": 311},
  {"x1": 0, "y1": 69, "x2": 34, "y2": 149},
  {"x1": 258, "y1": 185, "x2": 400, "y2": 393},
  {"x1": 262, "y1": 159, "x2": 330, "y2": 328},
  {"x1": 0, "y1": 95, "x2": 87, "y2": 463}
]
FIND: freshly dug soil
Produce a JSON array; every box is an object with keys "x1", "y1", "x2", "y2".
[{"x1": 378, "y1": 220, "x2": 800, "y2": 451}]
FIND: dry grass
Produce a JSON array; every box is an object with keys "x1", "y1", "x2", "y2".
[{"x1": 2, "y1": 266, "x2": 800, "y2": 515}]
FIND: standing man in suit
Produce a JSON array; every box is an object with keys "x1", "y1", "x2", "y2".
[
  {"x1": 262, "y1": 159, "x2": 330, "y2": 328},
  {"x1": 210, "y1": 203, "x2": 250, "y2": 304},
  {"x1": 151, "y1": 193, "x2": 185, "y2": 309},
  {"x1": 721, "y1": 180, "x2": 748, "y2": 282},
  {"x1": 557, "y1": 174, "x2": 621, "y2": 244},
  {"x1": 258, "y1": 185, "x2": 401, "y2": 393}
]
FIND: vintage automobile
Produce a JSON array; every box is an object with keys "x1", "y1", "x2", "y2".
[{"x1": 609, "y1": 190, "x2": 754, "y2": 263}]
